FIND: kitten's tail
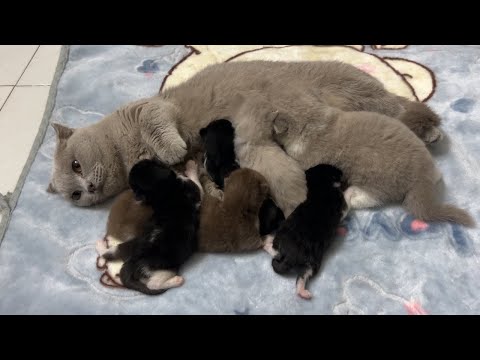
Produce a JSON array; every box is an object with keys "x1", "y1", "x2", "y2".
[{"x1": 403, "y1": 180, "x2": 475, "y2": 227}]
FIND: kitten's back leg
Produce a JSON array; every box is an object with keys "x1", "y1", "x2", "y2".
[
  {"x1": 262, "y1": 234, "x2": 278, "y2": 257},
  {"x1": 119, "y1": 261, "x2": 178, "y2": 295},
  {"x1": 296, "y1": 266, "x2": 317, "y2": 300},
  {"x1": 145, "y1": 271, "x2": 184, "y2": 291},
  {"x1": 259, "y1": 198, "x2": 285, "y2": 236},
  {"x1": 97, "y1": 239, "x2": 136, "y2": 262}
]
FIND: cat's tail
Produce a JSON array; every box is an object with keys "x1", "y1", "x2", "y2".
[{"x1": 403, "y1": 180, "x2": 475, "y2": 227}]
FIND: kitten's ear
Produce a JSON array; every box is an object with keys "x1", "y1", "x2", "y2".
[
  {"x1": 47, "y1": 182, "x2": 57, "y2": 194},
  {"x1": 51, "y1": 122, "x2": 74, "y2": 141},
  {"x1": 273, "y1": 116, "x2": 289, "y2": 135}
]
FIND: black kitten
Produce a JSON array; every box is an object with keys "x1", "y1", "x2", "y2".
[
  {"x1": 97, "y1": 159, "x2": 202, "y2": 295},
  {"x1": 199, "y1": 119, "x2": 240, "y2": 189},
  {"x1": 265, "y1": 164, "x2": 348, "y2": 300}
]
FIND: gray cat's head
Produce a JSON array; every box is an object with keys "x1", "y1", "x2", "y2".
[{"x1": 48, "y1": 123, "x2": 127, "y2": 206}]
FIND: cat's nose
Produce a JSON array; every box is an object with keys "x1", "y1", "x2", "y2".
[{"x1": 87, "y1": 182, "x2": 96, "y2": 193}]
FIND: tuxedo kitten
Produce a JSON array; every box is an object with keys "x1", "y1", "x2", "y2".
[
  {"x1": 264, "y1": 164, "x2": 348, "y2": 300},
  {"x1": 96, "y1": 159, "x2": 202, "y2": 295}
]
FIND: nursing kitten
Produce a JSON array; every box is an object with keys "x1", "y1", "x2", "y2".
[
  {"x1": 198, "y1": 168, "x2": 282, "y2": 252},
  {"x1": 272, "y1": 107, "x2": 474, "y2": 227},
  {"x1": 199, "y1": 119, "x2": 239, "y2": 189},
  {"x1": 96, "y1": 159, "x2": 202, "y2": 295},
  {"x1": 264, "y1": 164, "x2": 348, "y2": 299},
  {"x1": 49, "y1": 60, "x2": 442, "y2": 210}
]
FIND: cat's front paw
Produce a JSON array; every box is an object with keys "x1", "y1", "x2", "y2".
[{"x1": 158, "y1": 139, "x2": 188, "y2": 165}]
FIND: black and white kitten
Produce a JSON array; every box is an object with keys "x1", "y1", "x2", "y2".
[
  {"x1": 264, "y1": 164, "x2": 349, "y2": 299},
  {"x1": 96, "y1": 159, "x2": 202, "y2": 295}
]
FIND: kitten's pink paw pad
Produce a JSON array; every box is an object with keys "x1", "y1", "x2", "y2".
[
  {"x1": 96, "y1": 256, "x2": 106, "y2": 269},
  {"x1": 297, "y1": 289, "x2": 313, "y2": 300},
  {"x1": 337, "y1": 227, "x2": 348, "y2": 237},
  {"x1": 404, "y1": 301, "x2": 428, "y2": 315},
  {"x1": 172, "y1": 276, "x2": 185, "y2": 287},
  {"x1": 411, "y1": 220, "x2": 429, "y2": 232},
  {"x1": 106, "y1": 268, "x2": 123, "y2": 286}
]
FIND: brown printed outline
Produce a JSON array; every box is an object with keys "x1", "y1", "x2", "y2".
[
  {"x1": 383, "y1": 56, "x2": 437, "y2": 102},
  {"x1": 100, "y1": 272, "x2": 123, "y2": 288},
  {"x1": 159, "y1": 45, "x2": 201, "y2": 93},
  {"x1": 371, "y1": 45, "x2": 409, "y2": 50},
  {"x1": 367, "y1": 53, "x2": 420, "y2": 101},
  {"x1": 225, "y1": 45, "x2": 368, "y2": 62}
]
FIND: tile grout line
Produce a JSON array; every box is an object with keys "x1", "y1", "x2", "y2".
[
  {"x1": 0, "y1": 45, "x2": 40, "y2": 113},
  {"x1": 1, "y1": 85, "x2": 50, "y2": 87}
]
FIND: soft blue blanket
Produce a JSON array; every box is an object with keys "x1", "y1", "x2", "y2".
[{"x1": 0, "y1": 45, "x2": 479, "y2": 314}]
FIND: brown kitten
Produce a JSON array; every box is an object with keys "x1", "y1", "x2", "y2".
[
  {"x1": 105, "y1": 189, "x2": 153, "y2": 244},
  {"x1": 198, "y1": 168, "x2": 272, "y2": 252}
]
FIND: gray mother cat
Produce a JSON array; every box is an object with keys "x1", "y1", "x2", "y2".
[{"x1": 48, "y1": 60, "x2": 442, "y2": 214}]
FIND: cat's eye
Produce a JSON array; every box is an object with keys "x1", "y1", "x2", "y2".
[
  {"x1": 72, "y1": 160, "x2": 82, "y2": 174},
  {"x1": 71, "y1": 191, "x2": 82, "y2": 200}
]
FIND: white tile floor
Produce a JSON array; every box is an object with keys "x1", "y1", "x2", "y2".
[{"x1": 0, "y1": 45, "x2": 61, "y2": 196}]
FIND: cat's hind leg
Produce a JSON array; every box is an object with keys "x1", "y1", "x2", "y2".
[{"x1": 395, "y1": 97, "x2": 443, "y2": 145}]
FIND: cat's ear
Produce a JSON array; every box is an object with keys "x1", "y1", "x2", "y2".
[
  {"x1": 46, "y1": 182, "x2": 57, "y2": 194},
  {"x1": 273, "y1": 116, "x2": 289, "y2": 135},
  {"x1": 51, "y1": 122, "x2": 74, "y2": 141}
]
